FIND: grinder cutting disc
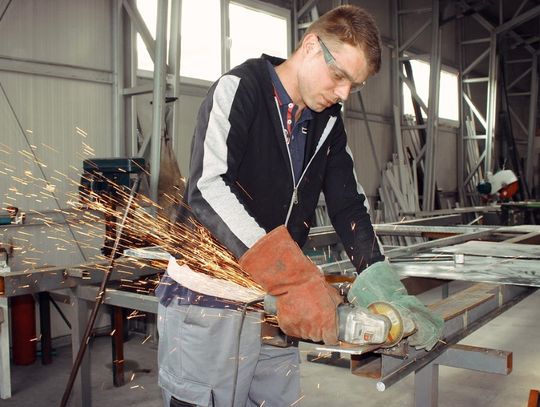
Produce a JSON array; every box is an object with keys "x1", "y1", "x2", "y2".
[{"x1": 368, "y1": 301, "x2": 404, "y2": 348}]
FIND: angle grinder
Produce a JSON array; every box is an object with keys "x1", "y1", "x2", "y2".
[{"x1": 264, "y1": 295, "x2": 414, "y2": 347}]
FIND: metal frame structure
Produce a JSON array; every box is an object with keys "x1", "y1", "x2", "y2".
[{"x1": 457, "y1": 1, "x2": 540, "y2": 204}]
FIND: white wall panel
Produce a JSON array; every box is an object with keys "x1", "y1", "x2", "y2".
[
  {"x1": 0, "y1": 71, "x2": 112, "y2": 212},
  {"x1": 0, "y1": 0, "x2": 111, "y2": 71}
]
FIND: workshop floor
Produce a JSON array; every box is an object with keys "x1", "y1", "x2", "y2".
[{"x1": 3, "y1": 282, "x2": 540, "y2": 407}]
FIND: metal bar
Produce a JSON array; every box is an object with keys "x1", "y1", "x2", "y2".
[
  {"x1": 112, "y1": 0, "x2": 125, "y2": 157},
  {"x1": 0, "y1": 260, "x2": 158, "y2": 297},
  {"x1": 485, "y1": 32, "x2": 497, "y2": 174},
  {"x1": 122, "y1": 83, "x2": 154, "y2": 96},
  {"x1": 0, "y1": 56, "x2": 112, "y2": 84},
  {"x1": 0, "y1": 296, "x2": 10, "y2": 399},
  {"x1": 77, "y1": 285, "x2": 159, "y2": 314},
  {"x1": 463, "y1": 93, "x2": 487, "y2": 129},
  {"x1": 70, "y1": 287, "x2": 91, "y2": 407},
  {"x1": 168, "y1": 0, "x2": 182, "y2": 152},
  {"x1": 414, "y1": 361, "x2": 438, "y2": 406},
  {"x1": 463, "y1": 48, "x2": 490, "y2": 76},
  {"x1": 512, "y1": 0, "x2": 529, "y2": 23},
  {"x1": 462, "y1": 77, "x2": 489, "y2": 83},
  {"x1": 398, "y1": 7, "x2": 431, "y2": 15},
  {"x1": 437, "y1": 344, "x2": 512, "y2": 374},
  {"x1": 111, "y1": 306, "x2": 125, "y2": 387},
  {"x1": 0, "y1": 0, "x2": 12, "y2": 23},
  {"x1": 509, "y1": 106, "x2": 529, "y2": 135},
  {"x1": 461, "y1": 38, "x2": 490, "y2": 45},
  {"x1": 506, "y1": 58, "x2": 533, "y2": 64},
  {"x1": 495, "y1": 5, "x2": 540, "y2": 34},
  {"x1": 385, "y1": 228, "x2": 496, "y2": 258},
  {"x1": 38, "y1": 292, "x2": 52, "y2": 365},
  {"x1": 148, "y1": 0, "x2": 168, "y2": 204},
  {"x1": 422, "y1": 0, "x2": 441, "y2": 211},
  {"x1": 398, "y1": 19, "x2": 431, "y2": 53},
  {"x1": 357, "y1": 92, "x2": 381, "y2": 174},
  {"x1": 220, "y1": 0, "x2": 230, "y2": 74},
  {"x1": 297, "y1": 0, "x2": 317, "y2": 20},
  {"x1": 463, "y1": 150, "x2": 486, "y2": 186},
  {"x1": 507, "y1": 67, "x2": 532, "y2": 90},
  {"x1": 400, "y1": 72, "x2": 429, "y2": 114},
  {"x1": 125, "y1": 0, "x2": 139, "y2": 157},
  {"x1": 458, "y1": 19, "x2": 466, "y2": 206},
  {"x1": 122, "y1": 0, "x2": 156, "y2": 63},
  {"x1": 525, "y1": 55, "x2": 538, "y2": 189}
]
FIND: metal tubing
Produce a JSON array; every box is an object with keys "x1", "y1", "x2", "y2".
[
  {"x1": 422, "y1": 0, "x2": 441, "y2": 211},
  {"x1": 220, "y1": 0, "x2": 230, "y2": 74},
  {"x1": 526, "y1": 55, "x2": 538, "y2": 193},
  {"x1": 485, "y1": 32, "x2": 497, "y2": 174},
  {"x1": 168, "y1": 0, "x2": 182, "y2": 152},
  {"x1": 495, "y1": 5, "x2": 540, "y2": 34},
  {"x1": 122, "y1": 0, "x2": 156, "y2": 62},
  {"x1": 148, "y1": 0, "x2": 168, "y2": 203},
  {"x1": 357, "y1": 92, "x2": 381, "y2": 174},
  {"x1": 112, "y1": 0, "x2": 125, "y2": 157}
]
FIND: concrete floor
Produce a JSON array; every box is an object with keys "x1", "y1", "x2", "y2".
[{"x1": 2, "y1": 283, "x2": 540, "y2": 407}]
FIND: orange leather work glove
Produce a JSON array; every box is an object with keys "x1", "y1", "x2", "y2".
[{"x1": 239, "y1": 225, "x2": 343, "y2": 345}]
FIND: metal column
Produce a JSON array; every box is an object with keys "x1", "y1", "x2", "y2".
[
  {"x1": 422, "y1": 0, "x2": 441, "y2": 211},
  {"x1": 526, "y1": 55, "x2": 538, "y2": 192},
  {"x1": 148, "y1": 0, "x2": 168, "y2": 203}
]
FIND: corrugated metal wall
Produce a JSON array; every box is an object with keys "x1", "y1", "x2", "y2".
[{"x1": 0, "y1": 0, "x2": 112, "y2": 270}]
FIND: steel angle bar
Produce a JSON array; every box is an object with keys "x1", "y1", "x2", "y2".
[
  {"x1": 463, "y1": 150, "x2": 486, "y2": 186},
  {"x1": 507, "y1": 66, "x2": 532, "y2": 90},
  {"x1": 495, "y1": 5, "x2": 540, "y2": 34},
  {"x1": 463, "y1": 93, "x2": 487, "y2": 129},
  {"x1": 398, "y1": 19, "x2": 431, "y2": 53},
  {"x1": 463, "y1": 48, "x2": 490, "y2": 76},
  {"x1": 122, "y1": 0, "x2": 156, "y2": 63},
  {"x1": 376, "y1": 284, "x2": 534, "y2": 391},
  {"x1": 385, "y1": 228, "x2": 496, "y2": 259},
  {"x1": 357, "y1": 92, "x2": 381, "y2": 174},
  {"x1": 373, "y1": 224, "x2": 492, "y2": 237},
  {"x1": 509, "y1": 106, "x2": 529, "y2": 134},
  {"x1": 0, "y1": 261, "x2": 160, "y2": 297},
  {"x1": 525, "y1": 56, "x2": 538, "y2": 191},
  {"x1": 77, "y1": 285, "x2": 158, "y2": 314},
  {"x1": 436, "y1": 343, "x2": 512, "y2": 375},
  {"x1": 400, "y1": 73, "x2": 429, "y2": 114},
  {"x1": 297, "y1": 0, "x2": 318, "y2": 20}
]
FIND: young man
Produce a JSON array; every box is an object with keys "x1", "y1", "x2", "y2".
[{"x1": 157, "y1": 5, "x2": 419, "y2": 407}]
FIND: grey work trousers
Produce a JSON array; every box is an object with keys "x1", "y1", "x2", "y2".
[{"x1": 157, "y1": 302, "x2": 301, "y2": 407}]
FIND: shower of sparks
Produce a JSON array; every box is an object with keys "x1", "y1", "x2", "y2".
[{"x1": 1, "y1": 136, "x2": 260, "y2": 298}]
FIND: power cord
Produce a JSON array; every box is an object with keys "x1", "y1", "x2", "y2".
[{"x1": 230, "y1": 297, "x2": 265, "y2": 407}]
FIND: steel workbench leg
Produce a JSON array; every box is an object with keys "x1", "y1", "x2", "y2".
[
  {"x1": 70, "y1": 288, "x2": 91, "y2": 407},
  {"x1": 414, "y1": 361, "x2": 439, "y2": 407},
  {"x1": 0, "y1": 296, "x2": 11, "y2": 399},
  {"x1": 39, "y1": 292, "x2": 52, "y2": 365}
]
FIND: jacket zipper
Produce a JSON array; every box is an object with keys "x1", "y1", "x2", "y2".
[{"x1": 274, "y1": 98, "x2": 336, "y2": 226}]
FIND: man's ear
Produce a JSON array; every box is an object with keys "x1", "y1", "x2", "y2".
[{"x1": 301, "y1": 33, "x2": 319, "y2": 56}]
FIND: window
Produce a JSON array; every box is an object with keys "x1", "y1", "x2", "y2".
[
  {"x1": 402, "y1": 59, "x2": 459, "y2": 122},
  {"x1": 135, "y1": 0, "x2": 289, "y2": 82},
  {"x1": 229, "y1": 1, "x2": 289, "y2": 69}
]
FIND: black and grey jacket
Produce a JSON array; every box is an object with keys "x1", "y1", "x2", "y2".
[{"x1": 186, "y1": 55, "x2": 384, "y2": 271}]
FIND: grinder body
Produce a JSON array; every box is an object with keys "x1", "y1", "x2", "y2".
[{"x1": 264, "y1": 296, "x2": 404, "y2": 346}]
